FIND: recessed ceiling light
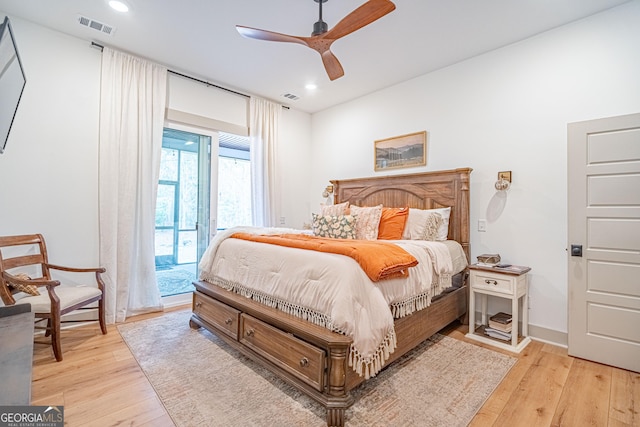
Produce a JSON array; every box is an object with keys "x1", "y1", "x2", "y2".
[
  {"x1": 305, "y1": 83, "x2": 317, "y2": 90},
  {"x1": 108, "y1": 1, "x2": 129, "y2": 12}
]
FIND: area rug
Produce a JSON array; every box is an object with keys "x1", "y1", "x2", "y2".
[
  {"x1": 118, "y1": 311, "x2": 516, "y2": 427},
  {"x1": 156, "y1": 268, "x2": 196, "y2": 296}
]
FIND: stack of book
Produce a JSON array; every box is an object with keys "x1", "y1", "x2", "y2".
[{"x1": 484, "y1": 312, "x2": 512, "y2": 341}]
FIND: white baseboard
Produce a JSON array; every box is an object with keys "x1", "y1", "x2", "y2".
[
  {"x1": 162, "y1": 292, "x2": 193, "y2": 308},
  {"x1": 528, "y1": 323, "x2": 568, "y2": 348}
]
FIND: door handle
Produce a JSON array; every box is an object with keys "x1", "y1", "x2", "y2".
[{"x1": 571, "y1": 244, "x2": 583, "y2": 257}]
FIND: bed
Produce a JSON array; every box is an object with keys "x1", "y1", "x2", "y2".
[{"x1": 190, "y1": 167, "x2": 472, "y2": 426}]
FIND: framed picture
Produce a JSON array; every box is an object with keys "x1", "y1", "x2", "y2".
[{"x1": 374, "y1": 131, "x2": 427, "y2": 171}]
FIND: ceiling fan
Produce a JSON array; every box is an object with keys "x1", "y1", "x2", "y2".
[{"x1": 236, "y1": 0, "x2": 396, "y2": 81}]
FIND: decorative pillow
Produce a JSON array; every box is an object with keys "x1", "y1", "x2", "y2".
[
  {"x1": 421, "y1": 212, "x2": 443, "y2": 241},
  {"x1": 320, "y1": 201, "x2": 349, "y2": 217},
  {"x1": 7, "y1": 272, "x2": 40, "y2": 296},
  {"x1": 377, "y1": 207, "x2": 409, "y2": 240},
  {"x1": 402, "y1": 207, "x2": 451, "y2": 241},
  {"x1": 311, "y1": 213, "x2": 357, "y2": 239},
  {"x1": 349, "y1": 205, "x2": 383, "y2": 240},
  {"x1": 432, "y1": 207, "x2": 451, "y2": 240}
]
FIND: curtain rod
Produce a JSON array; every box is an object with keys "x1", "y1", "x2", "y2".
[{"x1": 91, "y1": 41, "x2": 250, "y2": 99}]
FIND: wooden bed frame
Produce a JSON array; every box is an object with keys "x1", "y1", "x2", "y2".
[{"x1": 190, "y1": 167, "x2": 472, "y2": 426}]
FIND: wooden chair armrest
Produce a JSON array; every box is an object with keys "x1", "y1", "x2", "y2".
[
  {"x1": 2, "y1": 271, "x2": 60, "y2": 288},
  {"x1": 45, "y1": 264, "x2": 106, "y2": 294},
  {"x1": 46, "y1": 264, "x2": 106, "y2": 274}
]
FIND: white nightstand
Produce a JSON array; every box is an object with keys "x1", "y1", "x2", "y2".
[{"x1": 465, "y1": 264, "x2": 531, "y2": 353}]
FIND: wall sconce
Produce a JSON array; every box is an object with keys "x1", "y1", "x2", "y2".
[
  {"x1": 322, "y1": 185, "x2": 334, "y2": 198},
  {"x1": 495, "y1": 171, "x2": 512, "y2": 191},
  {"x1": 322, "y1": 184, "x2": 334, "y2": 205}
]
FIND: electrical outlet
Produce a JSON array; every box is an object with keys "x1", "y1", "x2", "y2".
[
  {"x1": 279, "y1": 217, "x2": 286, "y2": 225},
  {"x1": 478, "y1": 219, "x2": 487, "y2": 232}
]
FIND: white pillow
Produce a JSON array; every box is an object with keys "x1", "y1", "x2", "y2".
[
  {"x1": 349, "y1": 205, "x2": 383, "y2": 240},
  {"x1": 402, "y1": 207, "x2": 451, "y2": 241},
  {"x1": 320, "y1": 201, "x2": 349, "y2": 216}
]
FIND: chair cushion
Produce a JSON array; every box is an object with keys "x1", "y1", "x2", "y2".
[{"x1": 13, "y1": 285, "x2": 102, "y2": 313}]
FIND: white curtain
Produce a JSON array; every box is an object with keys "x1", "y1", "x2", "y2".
[
  {"x1": 98, "y1": 47, "x2": 167, "y2": 323},
  {"x1": 249, "y1": 97, "x2": 281, "y2": 227}
]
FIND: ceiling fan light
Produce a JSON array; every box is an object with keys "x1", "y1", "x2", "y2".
[{"x1": 312, "y1": 20, "x2": 328, "y2": 36}]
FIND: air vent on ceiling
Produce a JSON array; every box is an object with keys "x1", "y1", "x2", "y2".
[
  {"x1": 77, "y1": 15, "x2": 116, "y2": 36},
  {"x1": 282, "y1": 93, "x2": 300, "y2": 101}
]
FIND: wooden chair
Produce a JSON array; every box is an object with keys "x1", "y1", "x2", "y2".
[{"x1": 0, "y1": 234, "x2": 107, "y2": 361}]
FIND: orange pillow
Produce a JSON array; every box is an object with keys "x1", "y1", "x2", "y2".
[{"x1": 377, "y1": 207, "x2": 409, "y2": 240}]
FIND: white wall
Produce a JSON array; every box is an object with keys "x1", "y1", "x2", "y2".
[
  {"x1": 280, "y1": 108, "x2": 312, "y2": 228},
  {"x1": 0, "y1": 17, "x2": 102, "y2": 265},
  {"x1": 310, "y1": 1, "x2": 640, "y2": 341},
  {"x1": 0, "y1": 13, "x2": 313, "y2": 271}
]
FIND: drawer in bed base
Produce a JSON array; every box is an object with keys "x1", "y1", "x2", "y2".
[
  {"x1": 240, "y1": 313, "x2": 325, "y2": 392},
  {"x1": 193, "y1": 292, "x2": 241, "y2": 340}
]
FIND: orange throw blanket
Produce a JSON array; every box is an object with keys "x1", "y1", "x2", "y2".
[{"x1": 230, "y1": 233, "x2": 418, "y2": 282}]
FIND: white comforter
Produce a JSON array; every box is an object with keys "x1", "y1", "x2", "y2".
[{"x1": 198, "y1": 226, "x2": 462, "y2": 378}]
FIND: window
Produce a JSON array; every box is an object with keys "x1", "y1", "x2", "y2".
[{"x1": 217, "y1": 132, "x2": 252, "y2": 229}]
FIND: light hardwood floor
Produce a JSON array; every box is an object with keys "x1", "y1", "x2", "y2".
[{"x1": 31, "y1": 306, "x2": 639, "y2": 427}]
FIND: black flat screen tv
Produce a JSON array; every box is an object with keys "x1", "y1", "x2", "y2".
[{"x1": 0, "y1": 16, "x2": 27, "y2": 154}]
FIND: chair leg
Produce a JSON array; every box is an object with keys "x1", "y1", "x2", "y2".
[
  {"x1": 45, "y1": 318, "x2": 52, "y2": 337},
  {"x1": 50, "y1": 312, "x2": 63, "y2": 362},
  {"x1": 98, "y1": 298, "x2": 107, "y2": 335}
]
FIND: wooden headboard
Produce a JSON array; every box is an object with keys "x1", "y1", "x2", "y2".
[{"x1": 331, "y1": 168, "x2": 472, "y2": 262}]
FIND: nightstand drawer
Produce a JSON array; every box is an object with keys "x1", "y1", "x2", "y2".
[{"x1": 470, "y1": 271, "x2": 514, "y2": 294}]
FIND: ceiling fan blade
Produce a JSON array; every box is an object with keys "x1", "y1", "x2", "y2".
[
  {"x1": 236, "y1": 26, "x2": 309, "y2": 47},
  {"x1": 324, "y1": 0, "x2": 396, "y2": 40},
  {"x1": 320, "y1": 50, "x2": 345, "y2": 81},
  {"x1": 237, "y1": 1, "x2": 394, "y2": 81}
]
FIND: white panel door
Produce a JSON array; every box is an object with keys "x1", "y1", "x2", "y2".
[{"x1": 568, "y1": 112, "x2": 640, "y2": 373}]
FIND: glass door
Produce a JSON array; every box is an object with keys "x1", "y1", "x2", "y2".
[
  {"x1": 155, "y1": 180, "x2": 178, "y2": 268},
  {"x1": 155, "y1": 127, "x2": 212, "y2": 296}
]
